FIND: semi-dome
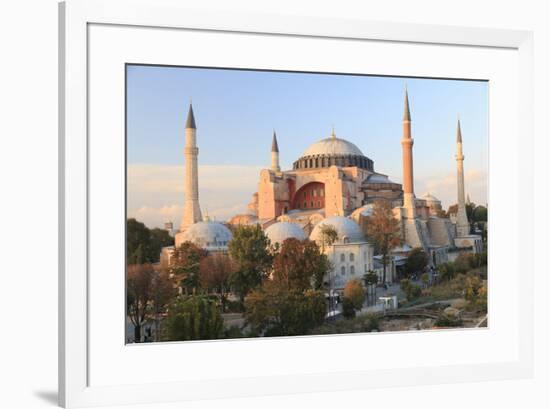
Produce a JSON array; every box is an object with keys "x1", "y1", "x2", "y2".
[
  {"x1": 293, "y1": 132, "x2": 374, "y2": 172},
  {"x1": 265, "y1": 221, "x2": 306, "y2": 246},
  {"x1": 309, "y1": 216, "x2": 365, "y2": 245},
  {"x1": 178, "y1": 219, "x2": 233, "y2": 251}
]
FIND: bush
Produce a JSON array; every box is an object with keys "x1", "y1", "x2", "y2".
[
  {"x1": 162, "y1": 295, "x2": 224, "y2": 341},
  {"x1": 245, "y1": 284, "x2": 326, "y2": 336},
  {"x1": 310, "y1": 313, "x2": 380, "y2": 335},
  {"x1": 438, "y1": 262, "x2": 455, "y2": 281},
  {"x1": 400, "y1": 279, "x2": 422, "y2": 301},
  {"x1": 405, "y1": 248, "x2": 429, "y2": 276},
  {"x1": 342, "y1": 297, "x2": 356, "y2": 319},
  {"x1": 343, "y1": 279, "x2": 365, "y2": 310},
  {"x1": 434, "y1": 312, "x2": 463, "y2": 328}
]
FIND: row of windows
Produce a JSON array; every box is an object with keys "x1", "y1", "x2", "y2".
[
  {"x1": 340, "y1": 253, "x2": 355, "y2": 262},
  {"x1": 294, "y1": 155, "x2": 374, "y2": 170},
  {"x1": 303, "y1": 189, "x2": 325, "y2": 198},
  {"x1": 338, "y1": 252, "x2": 369, "y2": 261},
  {"x1": 303, "y1": 201, "x2": 323, "y2": 209},
  {"x1": 339, "y1": 264, "x2": 370, "y2": 276}
]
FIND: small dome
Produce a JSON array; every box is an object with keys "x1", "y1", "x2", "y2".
[
  {"x1": 422, "y1": 192, "x2": 440, "y2": 203},
  {"x1": 350, "y1": 204, "x2": 374, "y2": 221},
  {"x1": 302, "y1": 136, "x2": 363, "y2": 157},
  {"x1": 309, "y1": 216, "x2": 365, "y2": 244},
  {"x1": 265, "y1": 222, "x2": 306, "y2": 246},
  {"x1": 179, "y1": 220, "x2": 233, "y2": 251}
]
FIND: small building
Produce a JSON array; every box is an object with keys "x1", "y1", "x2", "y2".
[{"x1": 309, "y1": 216, "x2": 374, "y2": 290}]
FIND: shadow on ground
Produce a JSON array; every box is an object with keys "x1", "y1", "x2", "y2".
[{"x1": 34, "y1": 390, "x2": 58, "y2": 406}]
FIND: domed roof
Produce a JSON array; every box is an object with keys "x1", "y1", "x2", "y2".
[
  {"x1": 422, "y1": 192, "x2": 440, "y2": 202},
  {"x1": 179, "y1": 219, "x2": 233, "y2": 251},
  {"x1": 265, "y1": 222, "x2": 306, "y2": 245},
  {"x1": 309, "y1": 216, "x2": 365, "y2": 244},
  {"x1": 302, "y1": 136, "x2": 363, "y2": 157},
  {"x1": 350, "y1": 204, "x2": 374, "y2": 221}
]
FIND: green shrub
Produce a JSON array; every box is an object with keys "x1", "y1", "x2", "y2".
[
  {"x1": 245, "y1": 285, "x2": 326, "y2": 336},
  {"x1": 434, "y1": 312, "x2": 463, "y2": 327},
  {"x1": 342, "y1": 297, "x2": 356, "y2": 319},
  {"x1": 162, "y1": 295, "x2": 224, "y2": 341},
  {"x1": 400, "y1": 279, "x2": 422, "y2": 301}
]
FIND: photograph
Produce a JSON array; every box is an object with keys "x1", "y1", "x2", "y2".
[{"x1": 125, "y1": 65, "x2": 488, "y2": 343}]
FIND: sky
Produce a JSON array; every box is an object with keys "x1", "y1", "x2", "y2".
[{"x1": 127, "y1": 64, "x2": 488, "y2": 229}]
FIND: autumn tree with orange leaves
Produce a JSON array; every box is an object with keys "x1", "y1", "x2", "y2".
[{"x1": 365, "y1": 201, "x2": 402, "y2": 285}]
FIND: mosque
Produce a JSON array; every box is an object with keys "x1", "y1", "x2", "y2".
[{"x1": 160, "y1": 90, "x2": 482, "y2": 289}]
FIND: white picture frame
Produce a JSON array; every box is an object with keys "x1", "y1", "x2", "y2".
[{"x1": 59, "y1": 0, "x2": 534, "y2": 407}]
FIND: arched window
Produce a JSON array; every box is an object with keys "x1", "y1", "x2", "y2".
[
  {"x1": 343, "y1": 236, "x2": 350, "y2": 244},
  {"x1": 350, "y1": 265, "x2": 355, "y2": 274},
  {"x1": 340, "y1": 254, "x2": 345, "y2": 262},
  {"x1": 341, "y1": 266, "x2": 346, "y2": 276},
  {"x1": 349, "y1": 253, "x2": 354, "y2": 262}
]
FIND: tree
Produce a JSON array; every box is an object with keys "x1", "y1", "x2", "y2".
[
  {"x1": 162, "y1": 295, "x2": 224, "y2": 341},
  {"x1": 271, "y1": 238, "x2": 330, "y2": 291},
  {"x1": 363, "y1": 270, "x2": 379, "y2": 305},
  {"x1": 149, "y1": 227, "x2": 174, "y2": 259},
  {"x1": 150, "y1": 269, "x2": 177, "y2": 341},
  {"x1": 473, "y1": 205, "x2": 487, "y2": 223},
  {"x1": 365, "y1": 201, "x2": 402, "y2": 285},
  {"x1": 318, "y1": 224, "x2": 338, "y2": 251},
  {"x1": 405, "y1": 247, "x2": 428, "y2": 277},
  {"x1": 228, "y1": 225, "x2": 272, "y2": 302},
  {"x1": 170, "y1": 241, "x2": 207, "y2": 294},
  {"x1": 317, "y1": 224, "x2": 338, "y2": 310},
  {"x1": 199, "y1": 253, "x2": 237, "y2": 312},
  {"x1": 127, "y1": 219, "x2": 151, "y2": 264},
  {"x1": 127, "y1": 263, "x2": 156, "y2": 342},
  {"x1": 127, "y1": 218, "x2": 175, "y2": 264},
  {"x1": 245, "y1": 281, "x2": 326, "y2": 336},
  {"x1": 343, "y1": 278, "x2": 366, "y2": 315}
]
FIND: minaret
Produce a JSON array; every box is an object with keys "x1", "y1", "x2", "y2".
[
  {"x1": 455, "y1": 118, "x2": 470, "y2": 237},
  {"x1": 271, "y1": 130, "x2": 280, "y2": 172},
  {"x1": 401, "y1": 88, "x2": 416, "y2": 217},
  {"x1": 180, "y1": 102, "x2": 202, "y2": 231}
]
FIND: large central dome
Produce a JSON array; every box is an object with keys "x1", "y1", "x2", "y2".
[
  {"x1": 293, "y1": 133, "x2": 374, "y2": 172},
  {"x1": 302, "y1": 136, "x2": 364, "y2": 157}
]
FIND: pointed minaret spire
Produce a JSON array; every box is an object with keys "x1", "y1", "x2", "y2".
[
  {"x1": 180, "y1": 101, "x2": 202, "y2": 231},
  {"x1": 331, "y1": 125, "x2": 336, "y2": 139},
  {"x1": 185, "y1": 101, "x2": 196, "y2": 129},
  {"x1": 455, "y1": 117, "x2": 469, "y2": 237},
  {"x1": 401, "y1": 87, "x2": 415, "y2": 217},
  {"x1": 403, "y1": 86, "x2": 411, "y2": 122},
  {"x1": 271, "y1": 129, "x2": 281, "y2": 172},
  {"x1": 271, "y1": 130, "x2": 279, "y2": 152}
]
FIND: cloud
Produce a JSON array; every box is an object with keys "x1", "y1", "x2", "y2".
[
  {"x1": 415, "y1": 168, "x2": 487, "y2": 209},
  {"x1": 127, "y1": 164, "x2": 261, "y2": 228}
]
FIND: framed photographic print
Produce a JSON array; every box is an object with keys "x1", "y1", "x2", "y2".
[{"x1": 59, "y1": 0, "x2": 534, "y2": 407}]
